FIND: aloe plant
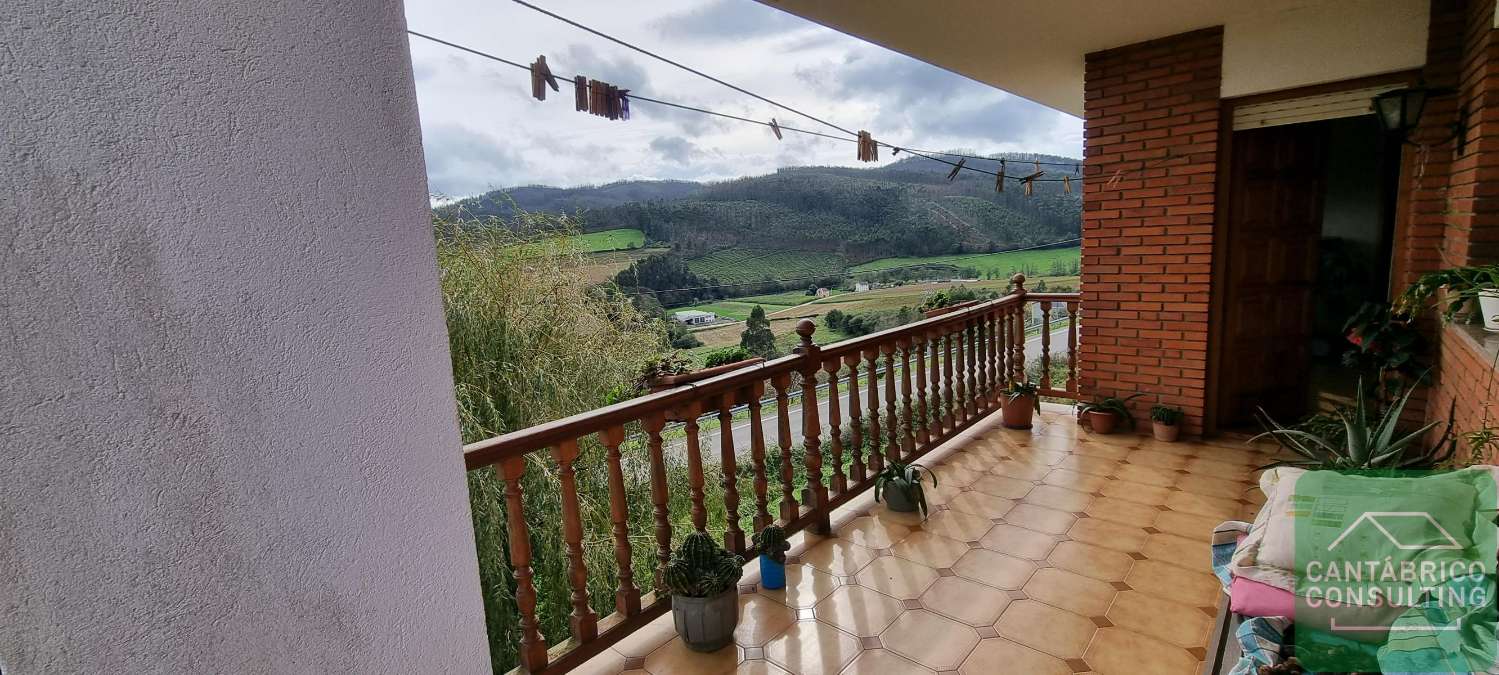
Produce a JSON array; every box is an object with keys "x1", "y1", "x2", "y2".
[
  {"x1": 752, "y1": 525, "x2": 791, "y2": 564},
  {"x1": 1253, "y1": 381, "x2": 1456, "y2": 471},
  {"x1": 1003, "y1": 381, "x2": 1042, "y2": 412},
  {"x1": 1079, "y1": 393, "x2": 1144, "y2": 429},
  {"x1": 874, "y1": 461, "x2": 936, "y2": 517},
  {"x1": 660, "y1": 532, "x2": 745, "y2": 599},
  {"x1": 1150, "y1": 404, "x2": 1184, "y2": 426}
]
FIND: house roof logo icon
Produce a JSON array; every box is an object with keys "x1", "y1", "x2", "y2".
[{"x1": 1326, "y1": 511, "x2": 1463, "y2": 552}]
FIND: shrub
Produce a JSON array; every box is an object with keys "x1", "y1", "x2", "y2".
[{"x1": 703, "y1": 346, "x2": 752, "y2": 368}]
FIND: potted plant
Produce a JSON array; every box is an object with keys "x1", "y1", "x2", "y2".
[
  {"x1": 1150, "y1": 404, "x2": 1185, "y2": 442},
  {"x1": 874, "y1": 461, "x2": 937, "y2": 518},
  {"x1": 1001, "y1": 381, "x2": 1042, "y2": 429},
  {"x1": 752, "y1": 525, "x2": 790, "y2": 590},
  {"x1": 1395, "y1": 263, "x2": 1499, "y2": 331},
  {"x1": 1254, "y1": 381, "x2": 1455, "y2": 471},
  {"x1": 1078, "y1": 394, "x2": 1142, "y2": 435},
  {"x1": 660, "y1": 531, "x2": 745, "y2": 652}
]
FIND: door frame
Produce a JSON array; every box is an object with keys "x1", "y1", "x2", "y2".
[{"x1": 1203, "y1": 71, "x2": 1418, "y2": 435}]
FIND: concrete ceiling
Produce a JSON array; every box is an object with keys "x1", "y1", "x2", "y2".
[{"x1": 760, "y1": 0, "x2": 1429, "y2": 117}]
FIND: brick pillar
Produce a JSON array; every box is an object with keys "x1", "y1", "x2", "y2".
[{"x1": 1080, "y1": 28, "x2": 1222, "y2": 437}]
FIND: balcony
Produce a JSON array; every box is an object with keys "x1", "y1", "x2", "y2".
[{"x1": 463, "y1": 284, "x2": 1270, "y2": 675}]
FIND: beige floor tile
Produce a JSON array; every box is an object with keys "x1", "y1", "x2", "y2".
[
  {"x1": 801, "y1": 538, "x2": 878, "y2": 576},
  {"x1": 978, "y1": 523, "x2": 1058, "y2": 560},
  {"x1": 1098, "y1": 480, "x2": 1172, "y2": 506},
  {"x1": 920, "y1": 576, "x2": 1012, "y2": 626},
  {"x1": 1141, "y1": 532, "x2": 1208, "y2": 570},
  {"x1": 735, "y1": 594, "x2": 798, "y2": 647},
  {"x1": 838, "y1": 516, "x2": 912, "y2": 549},
  {"x1": 960, "y1": 638, "x2": 1072, "y2": 675},
  {"x1": 1056, "y1": 455, "x2": 1121, "y2": 476},
  {"x1": 1066, "y1": 518, "x2": 1149, "y2": 553},
  {"x1": 1010, "y1": 435, "x2": 1077, "y2": 453},
  {"x1": 867, "y1": 503, "x2": 927, "y2": 527},
  {"x1": 1113, "y1": 464, "x2": 1179, "y2": 488},
  {"x1": 1153, "y1": 510, "x2": 1221, "y2": 540},
  {"x1": 1084, "y1": 496, "x2": 1160, "y2": 528},
  {"x1": 994, "y1": 600, "x2": 1097, "y2": 659},
  {"x1": 930, "y1": 464, "x2": 984, "y2": 488},
  {"x1": 574, "y1": 648, "x2": 627, "y2": 675},
  {"x1": 763, "y1": 621, "x2": 862, "y2": 675},
  {"x1": 919, "y1": 510, "x2": 995, "y2": 542},
  {"x1": 854, "y1": 555, "x2": 939, "y2": 599},
  {"x1": 759, "y1": 564, "x2": 840, "y2": 609},
  {"x1": 1069, "y1": 440, "x2": 1132, "y2": 460},
  {"x1": 1004, "y1": 503, "x2": 1075, "y2": 534},
  {"x1": 890, "y1": 530, "x2": 973, "y2": 568},
  {"x1": 1023, "y1": 484, "x2": 1094, "y2": 512},
  {"x1": 1133, "y1": 439, "x2": 1201, "y2": 456},
  {"x1": 644, "y1": 638, "x2": 739, "y2": 675},
  {"x1": 1041, "y1": 468, "x2": 1110, "y2": 492},
  {"x1": 1106, "y1": 591, "x2": 1211, "y2": 648},
  {"x1": 952, "y1": 548, "x2": 1037, "y2": 589},
  {"x1": 881, "y1": 610, "x2": 980, "y2": 671},
  {"x1": 1123, "y1": 449, "x2": 1188, "y2": 470},
  {"x1": 1174, "y1": 474, "x2": 1251, "y2": 500},
  {"x1": 1124, "y1": 560, "x2": 1222, "y2": 607},
  {"x1": 945, "y1": 450, "x2": 999, "y2": 472},
  {"x1": 986, "y1": 459, "x2": 1052, "y2": 481},
  {"x1": 1047, "y1": 541, "x2": 1133, "y2": 582},
  {"x1": 1023, "y1": 567, "x2": 1118, "y2": 617},
  {"x1": 735, "y1": 661, "x2": 792, "y2": 675},
  {"x1": 614, "y1": 614, "x2": 679, "y2": 658},
  {"x1": 813, "y1": 585, "x2": 905, "y2": 637},
  {"x1": 1182, "y1": 457, "x2": 1252, "y2": 480},
  {"x1": 840, "y1": 649, "x2": 934, "y2": 675},
  {"x1": 1164, "y1": 491, "x2": 1241, "y2": 520},
  {"x1": 921, "y1": 483, "x2": 963, "y2": 507},
  {"x1": 1084, "y1": 627, "x2": 1200, "y2": 675},
  {"x1": 970, "y1": 474, "x2": 1035, "y2": 500},
  {"x1": 945, "y1": 491, "x2": 1015, "y2": 519}
]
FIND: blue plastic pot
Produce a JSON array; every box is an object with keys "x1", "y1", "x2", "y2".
[{"x1": 759, "y1": 554, "x2": 786, "y2": 590}]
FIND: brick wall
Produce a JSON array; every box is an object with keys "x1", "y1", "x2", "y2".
[{"x1": 1080, "y1": 28, "x2": 1222, "y2": 436}]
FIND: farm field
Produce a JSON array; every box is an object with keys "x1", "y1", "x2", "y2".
[
  {"x1": 573, "y1": 228, "x2": 646, "y2": 252},
  {"x1": 575, "y1": 247, "x2": 668, "y2": 284},
  {"x1": 850, "y1": 246, "x2": 1080, "y2": 277},
  {"x1": 685, "y1": 248, "x2": 846, "y2": 285}
]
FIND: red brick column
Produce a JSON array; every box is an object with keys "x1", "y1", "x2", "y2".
[{"x1": 1080, "y1": 28, "x2": 1222, "y2": 436}]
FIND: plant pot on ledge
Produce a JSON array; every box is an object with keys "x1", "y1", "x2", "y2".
[
  {"x1": 1000, "y1": 381, "x2": 1042, "y2": 430},
  {"x1": 662, "y1": 532, "x2": 744, "y2": 653}
]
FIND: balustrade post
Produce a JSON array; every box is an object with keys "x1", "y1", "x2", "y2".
[
  {"x1": 941, "y1": 328, "x2": 955, "y2": 431},
  {"x1": 914, "y1": 333, "x2": 930, "y2": 447},
  {"x1": 747, "y1": 382, "x2": 772, "y2": 533},
  {"x1": 643, "y1": 412, "x2": 672, "y2": 586},
  {"x1": 898, "y1": 338, "x2": 915, "y2": 458},
  {"x1": 927, "y1": 328, "x2": 943, "y2": 436},
  {"x1": 794, "y1": 321, "x2": 832, "y2": 535},
  {"x1": 1067, "y1": 301, "x2": 1079, "y2": 395},
  {"x1": 965, "y1": 316, "x2": 979, "y2": 418},
  {"x1": 682, "y1": 400, "x2": 708, "y2": 532},
  {"x1": 771, "y1": 373, "x2": 798, "y2": 521},
  {"x1": 953, "y1": 323, "x2": 968, "y2": 426},
  {"x1": 881, "y1": 342, "x2": 899, "y2": 466},
  {"x1": 823, "y1": 358, "x2": 847, "y2": 494},
  {"x1": 552, "y1": 439, "x2": 598, "y2": 642},
  {"x1": 599, "y1": 426, "x2": 640, "y2": 617},
  {"x1": 1040, "y1": 300, "x2": 1053, "y2": 391},
  {"x1": 986, "y1": 309, "x2": 1000, "y2": 405},
  {"x1": 1010, "y1": 274, "x2": 1027, "y2": 384},
  {"x1": 863, "y1": 348, "x2": 883, "y2": 476},
  {"x1": 717, "y1": 395, "x2": 744, "y2": 553},
  {"x1": 499, "y1": 456, "x2": 549, "y2": 672},
  {"x1": 844, "y1": 353, "x2": 866, "y2": 482}
]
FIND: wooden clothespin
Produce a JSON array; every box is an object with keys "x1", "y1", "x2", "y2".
[
  {"x1": 1062, "y1": 175, "x2": 1073, "y2": 194},
  {"x1": 996, "y1": 159, "x2": 1005, "y2": 193},
  {"x1": 769, "y1": 118, "x2": 782, "y2": 140},
  {"x1": 530, "y1": 56, "x2": 559, "y2": 101},
  {"x1": 1020, "y1": 169, "x2": 1045, "y2": 197},
  {"x1": 856, "y1": 131, "x2": 878, "y2": 162},
  {"x1": 574, "y1": 75, "x2": 588, "y2": 111},
  {"x1": 946, "y1": 158, "x2": 966, "y2": 181}
]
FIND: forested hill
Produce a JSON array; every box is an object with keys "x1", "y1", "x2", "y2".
[{"x1": 437, "y1": 153, "x2": 1082, "y2": 263}]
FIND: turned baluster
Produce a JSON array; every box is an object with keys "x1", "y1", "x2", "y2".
[
  {"x1": 844, "y1": 353, "x2": 866, "y2": 482},
  {"x1": 881, "y1": 342, "x2": 899, "y2": 465},
  {"x1": 953, "y1": 323, "x2": 968, "y2": 426},
  {"x1": 717, "y1": 395, "x2": 744, "y2": 553},
  {"x1": 643, "y1": 412, "x2": 672, "y2": 585},
  {"x1": 928, "y1": 329, "x2": 943, "y2": 436},
  {"x1": 682, "y1": 400, "x2": 707, "y2": 532},
  {"x1": 747, "y1": 383, "x2": 772, "y2": 533},
  {"x1": 898, "y1": 338, "x2": 915, "y2": 458},
  {"x1": 1040, "y1": 300, "x2": 1053, "y2": 391},
  {"x1": 772, "y1": 373, "x2": 799, "y2": 521},
  {"x1": 941, "y1": 328, "x2": 955, "y2": 430},
  {"x1": 986, "y1": 310, "x2": 1000, "y2": 404},
  {"x1": 499, "y1": 456, "x2": 548, "y2": 672},
  {"x1": 996, "y1": 308, "x2": 1009, "y2": 390},
  {"x1": 553, "y1": 439, "x2": 598, "y2": 642},
  {"x1": 863, "y1": 348, "x2": 883, "y2": 475},
  {"x1": 966, "y1": 316, "x2": 979, "y2": 417},
  {"x1": 599, "y1": 426, "x2": 640, "y2": 616},
  {"x1": 823, "y1": 358, "x2": 846, "y2": 494},
  {"x1": 914, "y1": 333, "x2": 930, "y2": 447},
  {"x1": 795, "y1": 321, "x2": 831, "y2": 534},
  {"x1": 1011, "y1": 274, "x2": 1027, "y2": 383},
  {"x1": 1067, "y1": 300, "x2": 1079, "y2": 395}
]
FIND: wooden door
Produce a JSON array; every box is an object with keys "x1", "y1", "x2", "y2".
[{"x1": 1217, "y1": 123, "x2": 1327, "y2": 427}]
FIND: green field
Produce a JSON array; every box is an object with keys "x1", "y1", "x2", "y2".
[
  {"x1": 686, "y1": 248, "x2": 846, "y2": 285},
  {"x1": 850, "y1": 246, "x2": 1080, "y2": 278},
  {"x1": 574, "y1": 228, "x2": 646, "y2": 252}
]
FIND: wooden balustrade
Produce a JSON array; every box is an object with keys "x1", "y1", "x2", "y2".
[{"x1": 461, "y1": 282, "x2": 1081, "y2": 674}]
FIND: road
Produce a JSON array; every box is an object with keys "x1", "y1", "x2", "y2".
[{"x1": 670, "y1": 323, "x2": 1075, "y2": 458}]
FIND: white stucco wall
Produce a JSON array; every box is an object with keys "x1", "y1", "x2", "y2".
[{"x1": 0, "y1": 1, "x2": 490, "y2": 672}]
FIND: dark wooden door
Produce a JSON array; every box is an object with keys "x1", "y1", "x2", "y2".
[{"x1": 1217, "y1": 123, "x2": 1327, "y2": 427}]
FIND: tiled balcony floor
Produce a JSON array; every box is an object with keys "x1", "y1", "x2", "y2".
[{"x1": 579, "y1": 405, "x2": 1276, "y2": 675}]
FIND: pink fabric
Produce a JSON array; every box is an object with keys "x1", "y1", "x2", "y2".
[{"x1": 1229, "y1": 576, "x2": 1295, "y2": 619}]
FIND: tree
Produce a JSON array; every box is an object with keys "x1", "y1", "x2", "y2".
[{"x1": 740, "y1": 305, "x2": 778, "y2": 358}]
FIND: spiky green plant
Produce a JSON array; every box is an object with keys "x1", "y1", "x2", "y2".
[
  {"x1": 1079, "y1": 393, "x2": 1144, "y2": 429},
  {"x1": 1253, "y1": 380, "x2": 1456, "y2": 471},
  {"x1": 1003, "y1": 381, "x2": 1042, "y2": 412},
  {"x1": 1150, "y1": 404, "x2": 1184, "y2": 426},
  {"x1": 660, "y1": 532, "x2": 745, "y2": 598},
  {"x1": 874, "y1": 461, "x2": 936, "y2": 517},
  {"x1": 752, "y1": 525, "x2": 791, "y2": 564}
]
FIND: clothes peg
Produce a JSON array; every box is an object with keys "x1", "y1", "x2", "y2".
[
  {"x1": 946, "y1": 158, "x2": 966, "y2": 181},
  {"x1": 769, "y1": 118, "x2": 782, "y2": 140},
  {"x1": 996, "y1": 160, "x2": 1005, "y2": 193},
  {"x1": 891, "y1": 147, "x2": 901, "y2": 155},
  {"x1": 530, "y1": 56, "x2": 558, "y2": 101},
  {"x1": 574, "y1": 75, "x2": 588, "y2": 111},
  {"x1": 1020, "y1": 170, "x2": 1044, "y2": 197},
  {"x1": 1063, "y1": 175, "x2": 1073, "y2": 194}
]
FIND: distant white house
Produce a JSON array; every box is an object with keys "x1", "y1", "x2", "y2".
[
  {"x1": 854, "y1": 282, "x2": 871, "y2": 292},
  {"x1": 672, "y1": 310, "x2": 717, "y2": 326},
  {"x1": 815, "y1": 288, "x2": 831, "y2": 298}
]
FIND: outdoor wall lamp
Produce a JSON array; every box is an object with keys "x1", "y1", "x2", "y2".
[{"x1": 1373, "y1": 86, "x2": 1465, "y2": 151}]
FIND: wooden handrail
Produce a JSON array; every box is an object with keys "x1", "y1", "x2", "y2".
[{"x1": 466, "y1": 278, "x2": 1081, "y2": 675}]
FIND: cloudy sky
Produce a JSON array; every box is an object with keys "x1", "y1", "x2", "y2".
[{"x1": 405, "y1": 0, "x2": 1083, "y2": 198}]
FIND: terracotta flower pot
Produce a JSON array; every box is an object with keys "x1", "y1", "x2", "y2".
[
  {"x1": 1152, "y1": 421, "x2": 1180, "y2": 442},
  {"x1": 1086, "y1": 410, "x2": 1119, "y2": 434},
  {"x1": 1001, "y1": 394, "x2": 1038, "y2": 429}
]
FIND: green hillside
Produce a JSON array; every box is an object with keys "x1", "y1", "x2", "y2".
[
  {"x1": 851, "y1": 246, "x2": 1081, "y2": 278},
  {"x1": 574, "y1": 228, "x2": 644, "y2": 252}
]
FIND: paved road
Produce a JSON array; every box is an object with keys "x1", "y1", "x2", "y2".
[{"x1": 671, "y1": 323, "x2": 1075, "y2": 458}]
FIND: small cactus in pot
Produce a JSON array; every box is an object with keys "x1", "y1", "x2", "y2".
[
  {"x1": 660, "y1": 532, "x2": 745, "y2": 652},
  {"x1": 752, "y1": 525, "x2": 791, "y2": 590},
  {"x1": 874, "y1": 461, "x2": 936, "y2": 517}
]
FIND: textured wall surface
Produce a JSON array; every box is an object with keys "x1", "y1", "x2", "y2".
[{"x1": 0, "y1": 1, "x2": 491, "y2": 672}]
